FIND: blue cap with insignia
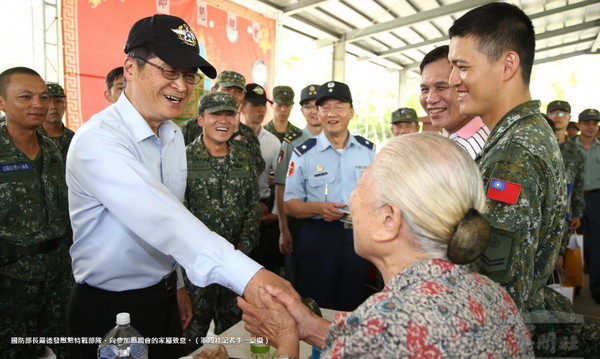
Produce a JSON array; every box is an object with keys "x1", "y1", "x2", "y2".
[{"x1": 315, "y1": 81, "x2": 352, "y2": 107}]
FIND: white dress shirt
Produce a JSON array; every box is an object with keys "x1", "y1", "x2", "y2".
[
  {"x1": 256, "y1": 127, "x2": 281, "y2": 200},
  {"x1": 66, "y1": 94, "x2": 261, "y2": 293}
]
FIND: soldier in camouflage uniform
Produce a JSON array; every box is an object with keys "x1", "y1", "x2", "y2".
[
  {"x1": 38, "y1": 83, "x2": 75, "y2": 163},
  {"x1": 264, "y1": 85, "x2": 301, "y2": 142},
  {"x1": 547, "y1": 100, "x2": 585, "y2": 264},
  {"x1": 183, "y1": 91, "x2": 260, "y2": 350},
  {"x1": 0, "y1": 67, "x2": 72, "y2": 358},
  {"x1": 180, "y1": 71, "x2": 264, "y2": 174},
  {"x1": 449, "y1": 3, "x2": 600, "y2": 356}
]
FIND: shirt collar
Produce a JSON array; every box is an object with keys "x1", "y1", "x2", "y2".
[
  {"x1": 316, "y1": 130, "x2": 355, "y2": 152},
  {"x1": 116, "y1": 94, "x2": 179, "y2": 144},
  {"x1": 451, "y1": 116, "x2": 486, "y2": 139}
]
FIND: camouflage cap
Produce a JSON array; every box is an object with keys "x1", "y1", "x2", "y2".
[
  {"x1": 273, "y1": 85, "x2": 294, "y2": 104},
  {"x1": 547, "y1": 100, "x2": 571, "y2": 114},
  {"x1": 578, "y1": 108, "x2": 600, "y2": 122},
  {"x1": 215, "y1": 70, "x2": 246, "y2": 92},
  {"x1": 197, "y1": 91, "x2": 238, "y2": 114},
  {"x1": 391, "y1": 107, "x2": 418, "y2": 123},
  {"x1": 299, "y1": 84, "x2": 319, "y2": 105},
  {"x1": 47, "y1": 83, "x2": 66, "y2": 97}
]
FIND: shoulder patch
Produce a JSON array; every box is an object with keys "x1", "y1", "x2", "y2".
[
  {"x1": 283, "y1": 131, "x2": 300, "y2": 144},
  {"x1": 354, "y1": 135, "x2": 375, "y2": 150},
  {"x1": 293, "y1": 138, "x2": 317, "y2": 156}
]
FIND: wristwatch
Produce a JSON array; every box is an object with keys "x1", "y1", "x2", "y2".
[{"x1": 274, "y1": 355, "x2": 296, "y2": 359}]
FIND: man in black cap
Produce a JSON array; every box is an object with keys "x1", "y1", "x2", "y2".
[
  {"x1": 283, "y1": 81, "x2": 375, "y2": 311},
  {"x1": 242, "y1": 83, "x2": 283, "y2": 274},
  {"x1": 65, "y1": 14, "x2": 294, "y2": 358}
]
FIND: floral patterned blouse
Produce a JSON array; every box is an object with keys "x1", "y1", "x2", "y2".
[{"x1": 321, "y1": 259, "x2": 534, "y2": 358}]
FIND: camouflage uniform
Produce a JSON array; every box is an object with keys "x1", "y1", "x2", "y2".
[
  {"x1": 0, "y1": 123, "x2": 72, "y2": 358},
  {"x1": 264, "y1": 85, "x2": 301, "y2": 142},
  {"x1": 558, "y1": 137, "x2": 586, "y2": 255},
  {"x1": 264, "y1": 119, "x2": 301, "y2": 143},
  {"x1": 38, "y1": 125, "x2": 75, "y2": 164},
  {"x1": 183, "y1": 97, "x2": 260, "y2": 347},
  {"x1": 474, "y1": 101, "x2": 600, "y2": 356},
  {"x1": 181, "y1": 119, "x2": 264, "y2": 174}
]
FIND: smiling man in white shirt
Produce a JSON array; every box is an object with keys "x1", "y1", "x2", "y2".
[{"x1": 66, "y1": 14, "x2": 293, "y2": 359}]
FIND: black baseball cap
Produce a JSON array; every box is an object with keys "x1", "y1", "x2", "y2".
[
  {"x1": 124, "y1": 14, "x2": 217, "y2": 79},
  {"x1": 315, "y1": 81, "x2": 352, "y2": 107},
  {"x1": 299, "y1": 84, "x2": 319, "y2": 105},
  {"x1": 245, "y1": 83, "x2": 272, "y2": 105}
]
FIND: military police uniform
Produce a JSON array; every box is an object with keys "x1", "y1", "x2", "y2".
[
  {"x1": 183, "y1": 92, "x2": 260, "y2": 345},
  {"x1": 284, "y1": 81, "x2": 375, "y2": 311},
  {"x1": 274, "y1": 84, "x2": 320, "y2": 285},
  {"x1": 0, "y1": 123, "x2": 72, "y2": 358},
  {"x1": 264, "y1": 86, "x2": 301, "y2": 142},
  {"x1": 38, "y1": 83, "x2": 75, "y2": 163}
]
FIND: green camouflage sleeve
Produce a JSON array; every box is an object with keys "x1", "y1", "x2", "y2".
[
  {"x1": 570, "y1": 150, "x2": 586, "y2": 219},
  {"x1": 476, "y1": 147, "x2": 560, "y2": 311},
  {"x1": 237, "y1": 174, "x2": 260, "y2": 255}
]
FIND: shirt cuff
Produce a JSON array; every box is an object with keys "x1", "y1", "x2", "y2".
[{"x1": 219, "y1": 250, "x2": 263, "y2": 296}]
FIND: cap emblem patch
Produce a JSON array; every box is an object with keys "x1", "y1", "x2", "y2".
[{"x1": 172, "y1": 24, "x2": 197, "y2": 47}]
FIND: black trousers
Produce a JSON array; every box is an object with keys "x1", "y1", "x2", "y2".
[
  {"x1": 67, "y1": 274, "x2": 184, "y2": 359},
  {"x1": 296, "y1": 219, "x2": 368, "y2": 311}
]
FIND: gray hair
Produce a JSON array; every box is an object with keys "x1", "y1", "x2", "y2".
[{"x1": 371, "y1": 133, "x2": 487, "y2": 259}]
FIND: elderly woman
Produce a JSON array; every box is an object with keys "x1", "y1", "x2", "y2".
[{"x1": 238, "y1": 133, "x2": 533, "y2": 358}]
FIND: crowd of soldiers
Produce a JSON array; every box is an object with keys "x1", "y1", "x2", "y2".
[{"x1": 1, "y1": 3, "x2": 600, "y2": 358}]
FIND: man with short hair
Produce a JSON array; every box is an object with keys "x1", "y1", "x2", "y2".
[
  {"x1": 419, "y1": 45, "x2": 488, "y2": 158},
  {"x1": 183, "y1": 91, "x2": 260, "y2": 347},
  {"x1": 180, "y1": 70, "x2": 264, "y2": 174},
  {"x1": 284, "y1": 81, "x2": 375, "y2": 311},
  {"x1": 275, "y1": 84, "x2": 322, "y2": 283},
  {"x1": 449, "y1": 3, "x2": 599, "y2": 355},
  {"x1": 0, "y1": 67, "x2": 72, "y2": 358},
  {"x1": 576, "y1": 108, "x2": 600, "y2": 305},
  {"x1": 567, "y1": 121, "x2": 579, "y2": 138},
  {"x1": 65, "y1": 14, "x2": 293, "y2": 359},
  {"x1": 390, "y1": 107, "x2": 420, "y2": 136},
  {"x1": 264, "y1": 85, "x2": 301, "y2": 142},
  {"x1": 104, "y1": 66, "x2": 124, "y2": 103},
  {"x1": 547, "y1": 100, "x2": 585, "y2": 271},
  {"x1": 242, "y1": 83, "x2": 283, "y2": 273},
  {"x1": 39, "y1": 82, "x2": 75, "y2": 162}
]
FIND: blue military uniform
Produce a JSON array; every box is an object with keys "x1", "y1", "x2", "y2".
[{"x1": 285, "y1": 130, "x2": 375, "y2": 310}]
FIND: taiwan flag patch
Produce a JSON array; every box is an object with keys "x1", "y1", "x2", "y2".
[{"x1": 487, "y1": 178, "x2": 521, "y2": 205}]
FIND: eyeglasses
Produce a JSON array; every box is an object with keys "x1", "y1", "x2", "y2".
[
  {"x1": 318, "y1": 104, "x2": 351, "y2": 114},
  {"x1": 301, "y1": 104, "x2": 317, "y2": 111},
  {"x1": 549, "y1": 111, "x2": 568, "y2": 117},
  {"x1": 134, "y1": 57, "x2": 203, "y2": 85}
]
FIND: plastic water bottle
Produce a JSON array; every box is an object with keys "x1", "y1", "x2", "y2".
[{"x1": 98, "y1": 312, "x2": 148, "y2": 359}]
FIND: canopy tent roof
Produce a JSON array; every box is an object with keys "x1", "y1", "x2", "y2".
[{"x1": 255, "y1": 0, "x2": 600, "y2": 71}]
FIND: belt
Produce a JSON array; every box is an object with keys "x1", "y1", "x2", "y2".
[
  {"x1": 584, "y1": 189, "x2": 600, "y2": 195},
  {"x1": 79, "y1": 271, "x2": 178, "y2": 295},
  {"x1": 0, "y1": 237, "x2": 61, "y2": 264}
]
